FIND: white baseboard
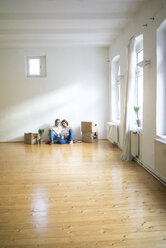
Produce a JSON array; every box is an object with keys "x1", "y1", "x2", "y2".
[{"x1": 134, "y1": 157, "x2": 166, "y2": 186}]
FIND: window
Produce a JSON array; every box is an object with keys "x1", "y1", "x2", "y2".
[
  {"x1": 134, "y1": 35, "x2": 143, "y2": 126},
  {"x1": 29, "y1": 58, "x2": 40, "y2": 76},
  {"x1": 26, "y1": 56, "x2": 47, "y2": 77},
  {"x1": 111, "y1": 55, "x2": 120, "y2": 122},
  {"x1": 156, "y1": 19, "x2": 166, "y2": 139}
]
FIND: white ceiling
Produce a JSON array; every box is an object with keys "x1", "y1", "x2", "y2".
[{"x1": 0, "y1": 0, "x2": 147, "y2": 47}]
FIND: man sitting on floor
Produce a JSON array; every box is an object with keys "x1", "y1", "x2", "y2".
[{"x1": 49, "y1": 119, "x2": 62, "y2": 144}]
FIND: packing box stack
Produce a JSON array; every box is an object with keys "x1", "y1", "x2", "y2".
[
  {"x1": 24, "y1": 133, "x2": 40, "y2": 144},
  {"x1": 81, "y1": 121, "x2": 98, "y2": 143}
]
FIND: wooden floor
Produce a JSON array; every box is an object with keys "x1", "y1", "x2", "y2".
[{"x1": 0, "y1": 140, "x2": 166, "y2": 248}]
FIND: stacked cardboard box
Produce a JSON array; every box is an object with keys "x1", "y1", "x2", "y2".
[
  {"x1": 81, "y1": 121, "x2": 98, "y2": 143},
  {"x1": 24, "y1": 133, "x2": 40, "y2": 144}
]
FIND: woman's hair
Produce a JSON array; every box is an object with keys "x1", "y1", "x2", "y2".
[
  {"x1": 55, "y1": 119, "x2": 60, "y2": 125},
  {"x1": 61, "y1": 119, "x2": 69, "y2": 126}
]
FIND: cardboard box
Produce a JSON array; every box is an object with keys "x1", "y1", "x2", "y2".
[
  {"x1": 82, "y1": 132, "x2": 98, "y2": 143},
  {"x1": 81, "y1": 121, "x2": 98, "y2": 133},
  {"x1": 24, "y1": 133, "x2": 40, "y2": 144}
]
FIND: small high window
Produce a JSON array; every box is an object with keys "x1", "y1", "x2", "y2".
[{"x1": 26, "y1": 56, "x2": 47, "y2": 77}]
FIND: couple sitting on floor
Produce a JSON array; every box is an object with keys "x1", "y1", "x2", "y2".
[{"x1": 49, "y1": 119, "x2": 74, "y2": 144}]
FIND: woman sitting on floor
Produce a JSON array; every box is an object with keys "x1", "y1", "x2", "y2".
[{"x1": 60, "y1": 119, "x2": 74, "y2": 144}]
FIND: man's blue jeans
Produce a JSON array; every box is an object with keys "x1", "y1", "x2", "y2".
[
  {"x1": 50, "y1": 130, "x2": 60, "y2": 143},
  {"x1": 60, "y1": 129, "x2": 74, "y2": 144}
]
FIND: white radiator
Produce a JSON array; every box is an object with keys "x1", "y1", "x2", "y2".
[
  {"x1": 155, "y1": 139, "x2": 166, "y2": 179},
  {"x1": 107, "y1": 122, "x2": 119, "y2": 144},
  {"x1": 130, "y1": 131, "x2": 139, "y2": 157}
]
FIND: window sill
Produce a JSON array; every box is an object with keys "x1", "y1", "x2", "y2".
[
  {"x1": 130, "y1": 124, "x2": 142, "y2": 133},
  {"x1": 155, "y1": 135, "x2": 166, "y2": 144},
  {"x1": 107, "y1": 120, "x2": 120, "y2": 126},
  {"x1": 26, "y1": 75, "x2": 46, "y2": 78}
]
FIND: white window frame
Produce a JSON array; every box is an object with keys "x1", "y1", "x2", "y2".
[{"x1": 26, "y1": 56, "x2": 47, "y2": 78}]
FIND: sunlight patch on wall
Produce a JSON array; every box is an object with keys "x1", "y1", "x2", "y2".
[{"x1": 0, "y1": 83, "x2": 100, "y2": 141}]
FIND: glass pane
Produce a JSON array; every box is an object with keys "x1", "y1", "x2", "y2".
[
  {"x1": 117, "y1": 63, "x2": 120, "y2": 76},
  {"x1": 137, "y1": 74, "x2": 143, "y2": 120},
  {"x1": 112, "y1": 57, "x2": 121, "y2": 121},
  {"x1": 117, "y1": 84, "x2": 120, "y2": 120},
  {"x1": 29, "y1": 58, "x2": 40, "y2": 76},
  {"x1": 137, "y1": 50, "x2": 143, "y2": 63}
]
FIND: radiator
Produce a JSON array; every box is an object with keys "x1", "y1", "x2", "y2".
[
  {"x1": 130, "y1": 131, "x2": 139, "y2": 157},
  {"x1": 155, "y1": 139, "x2": 166, "y2": 178},
  {"x1": 107, "y1": 122, "x2": 119, "y2": 144}
]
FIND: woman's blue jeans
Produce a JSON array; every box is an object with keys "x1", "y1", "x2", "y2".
[{"x1": 60, "y1": 129, "x2": 74, "y2": 144}]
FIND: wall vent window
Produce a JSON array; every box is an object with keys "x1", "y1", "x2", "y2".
[{"x1": 26, "y1": 56, "x2": 47, "y2": 77}]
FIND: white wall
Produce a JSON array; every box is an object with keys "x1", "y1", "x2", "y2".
[
  {"x1": 0, "y1": 47, "x2": 109, "y2": 141},
  {"x1": 109, "y1": 0, "x2": 166, "y2": 172}
]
